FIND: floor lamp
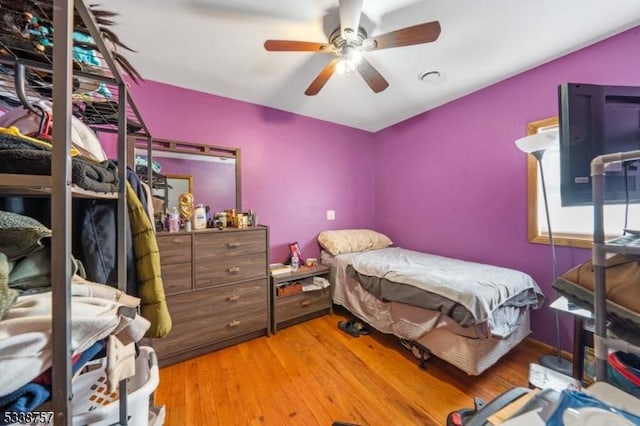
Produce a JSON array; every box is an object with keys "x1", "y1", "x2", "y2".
[{"x1": 515, "y1": 130, "x2": 573, "y2": 376}]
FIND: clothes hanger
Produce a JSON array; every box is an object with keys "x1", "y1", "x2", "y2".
[
  {"x1": 13, "y1": 63, "x2": 52, "y2": 138},
  {"x1": 14, "y1": 63, "x2": 41, "y2": 116}
]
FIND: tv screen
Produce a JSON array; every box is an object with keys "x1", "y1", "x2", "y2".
[{"x1": 559, "y1": 82, "x2": 640, "y2": 207}]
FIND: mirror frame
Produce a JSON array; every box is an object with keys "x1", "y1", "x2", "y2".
[{"x1": 128, "y1": 136, "x2": 242, "y2": 212}]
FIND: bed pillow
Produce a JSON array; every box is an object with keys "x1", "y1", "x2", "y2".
[{"x1": 317, "y1": 229, "x2": 393, "y2": 256}]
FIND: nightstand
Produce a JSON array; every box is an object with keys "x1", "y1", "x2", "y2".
[{"x1": 271, "y1": 264, "x2": 332, "y2": 333}]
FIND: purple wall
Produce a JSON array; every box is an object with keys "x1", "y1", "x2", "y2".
[
  {"x1": 123, "y1": 81, "x2": 375, "y2": 263},
  {"x1": 105, "y1": 26, "x2": 640, "y2": 349},
  {"x1": 373, "y1": 27, "x2": 640, "y2": 348}
]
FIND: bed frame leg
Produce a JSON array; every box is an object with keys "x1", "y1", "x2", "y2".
[{"x1": 414, "y1": 343, "x2": 430, "y2": 370}]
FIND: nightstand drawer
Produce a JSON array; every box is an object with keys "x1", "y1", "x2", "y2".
[
  {"x1": 275, "y1": 288, "x2": 331, "y2": 324},
  {"x1": 157, "y1": 234, "x2": 192, "y2": 264},
  {"x1": 195, "y1": 254, "x2": 266, "y2": 288},
  {"x1": 195, "y1": 229, "x2": 266, "y2": 257}
]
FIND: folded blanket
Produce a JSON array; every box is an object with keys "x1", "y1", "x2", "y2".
[
  {"x1": 0, "y1": 252, "x2": 19, "y2": 320},
  {"x1": 0, "y1": 383, "x2": 50, "y2": 421},
  {"x1": 0, "y1": 293, "x2": 119, "y2": 396},
  {"x1": 0, "y1": 210, "x2": 85, "y2": 294},
  {"x1": 0, "y1": 341, "x2": 104, "y2": 419},
  {"x1": 0, "y1": 210, "x2": 50, "y2": 260},
  {"x1": 0, "y1": 133, "x2": 118, "y2": 193}
]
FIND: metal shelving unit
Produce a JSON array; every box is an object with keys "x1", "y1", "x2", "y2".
[
  {"x1": 0, "y1": 1, "x2": 151, "y2": 424},
  {"x1": 591, "y1": 150, "x2": 640, "y2": 382}
]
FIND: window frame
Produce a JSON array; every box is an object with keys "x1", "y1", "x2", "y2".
[{"x1": 525, "y1": 116, "x2": 593, "y2": 249}]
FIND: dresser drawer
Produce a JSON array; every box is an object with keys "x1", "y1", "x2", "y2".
[
  {"x1": 274, "y1": 288, "x2": 331, "y2": 324},
  {"x1": 195, "y1": 254, "x2": 266, "y2": 288},
  {"x1": 160, "y1": 262, "x2": 192, "y2": 295},
  {"x1": 194, "y1": 229, "x2": 266, "y2": 257},
  {"x1": 154, "y1": 280, "x2": 268, "y2": 358},
  {"x1": 166, "y1": 279, "x2": 267, "y2": 323},
  {"x1": 157, "y1": 234, "x2": 192, "y2": 264}
]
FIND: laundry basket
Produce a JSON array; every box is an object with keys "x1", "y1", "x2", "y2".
[
  {"x1": 71, "y1": 346, "x2": 160, "y2": 426},
  {"x1": 607, "y1": 351, "x2": 640, "y2": 397}
]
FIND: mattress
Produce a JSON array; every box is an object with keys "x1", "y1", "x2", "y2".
[
  {"x1": 322, "y1": 250, "x2": 533, "y2": 375},
  {"x1": 347, "y1": 247, "x2": 544, "y2": 326},
  {"x1": 417, "y1": 313, "x2": 531, "y2": 376},
  {"x1": 323, "y1": 250, "x2": 529, "y2": 339}
]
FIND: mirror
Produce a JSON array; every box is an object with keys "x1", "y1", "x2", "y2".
[
  {"x1": 155, "y1": 174, "x2": 193, "y2": 212},
  {"x1": 129, "y1": 137, "x2": 241, "y2": 217}
]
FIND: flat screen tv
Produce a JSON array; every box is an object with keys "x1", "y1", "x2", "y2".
[{"x1": 559, "y1": 82, "x2": 640, "y2": 206}]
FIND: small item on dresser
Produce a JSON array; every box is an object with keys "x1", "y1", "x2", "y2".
[
  {"x1": 305, "y1": 258, "x2": 317, "y2": 267},
  {"x1": 270, "y1": 263, "x2": 292, "y2": 276},
  {"x1": 215, "y1": 211, "x2": 228, "y2": 228},
  {"x1": 290, "y1": 252, "x2": 299, "y2": 272},
  {"x1": 179, "y1": 192, "x2": 194, "y2": 223},
  {"x1": 168, "y1": 207, "x2": 180, "y2": 233},
  {"x1": 288, "y1": 242, "x2": 304, "y2": 263},
  {"x1": 193, "y1": 204, "x2": 207, "y2": 230},
  {"x1": 248, "y1": 209, "x2": 257, "y2": 226}
]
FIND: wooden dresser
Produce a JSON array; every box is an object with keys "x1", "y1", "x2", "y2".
[{"x1": 153, "y1": 226, "x2": 270, "y2": 366}]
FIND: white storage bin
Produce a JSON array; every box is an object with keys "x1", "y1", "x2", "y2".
[{"x1": 72, "y1": 346, "x2": 160, "y2": 426}]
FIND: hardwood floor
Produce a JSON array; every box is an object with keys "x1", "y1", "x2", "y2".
[{"x1": 154, "y1": 310, "x2": 551, "y2": 426}]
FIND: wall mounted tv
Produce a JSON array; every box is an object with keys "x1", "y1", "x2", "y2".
[{"x1": 559, "y1": 82, "x2": 640, "y2": 207}]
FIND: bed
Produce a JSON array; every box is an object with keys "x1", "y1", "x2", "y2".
[{"x1": 318, "y1": 229, "x2": 545, "y2": 375}]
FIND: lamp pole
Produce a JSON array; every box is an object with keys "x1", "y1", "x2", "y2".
[{"x1": 534, "y1": 150, "x2": 572, "y2": 376}]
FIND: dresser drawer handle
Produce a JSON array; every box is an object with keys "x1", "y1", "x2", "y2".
[
  {"x1": 229, "y1": 320, "x2": 241, "y2": 328},
  {"x1": 227, "y1": 294, "x2": 240, "y2": 301},
  {"x1": 300, "y1": 300, "x2": 310, "y2": 307},
  {"x1": 227, "y1": 266, "x2": 240, "y2": 274},
  {"x1": 226, "y1": 242, "x2": 239, "y2": 249}
]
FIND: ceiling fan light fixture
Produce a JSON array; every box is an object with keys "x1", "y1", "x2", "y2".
[
  {"x1": 361, "y1": 39, "x2": 377, "y2": 50},
  {"x1": 336, "y1": 58, "x2": 357, "y2": 75},
  {"x1": 343, "y1": 28, "x2": 357, "y2": 41},
  {"x1": 264, "y1": 1, "x2": 441, "y2": 95},
  {"x1": 346, "y1": 48, "x2": 362, "y2": 64}
]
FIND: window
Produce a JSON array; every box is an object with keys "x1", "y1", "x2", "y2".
[{"x1": 526, "y1": 117, "x2": 640, "y2": 248}]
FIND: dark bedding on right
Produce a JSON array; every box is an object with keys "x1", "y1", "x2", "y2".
[{"x1": 553, "y1": 254, "x2": 640, "y2": 343}]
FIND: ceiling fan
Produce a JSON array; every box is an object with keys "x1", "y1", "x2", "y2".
[{"x1": 263, "y1": 0, "x2": 441, "y2": 96}]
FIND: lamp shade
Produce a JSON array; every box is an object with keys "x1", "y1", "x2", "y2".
[{"x1": 515, "y1": 129, "x2": 559, "y2": 154}]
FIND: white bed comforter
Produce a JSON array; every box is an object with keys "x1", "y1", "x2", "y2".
[{"x1": 350, "y1": 247, "x2": 544, "y2": 324}]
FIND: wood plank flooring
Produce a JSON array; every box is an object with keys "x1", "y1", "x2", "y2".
[{"x1": 154, "y1": 310, "x2": 551, "y2": 426}]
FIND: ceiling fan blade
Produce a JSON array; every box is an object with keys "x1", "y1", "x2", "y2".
[
  {"x1": 365, "y1": 21, "x2": 441, "y2": 50},
  {"x1": 357, "y1": 58, "x2": 389, "y2": 93},
  {"x1": 264, "y1": 40, "x2": 333, "y2": 52},
  {"x1": 305, "y1": 58, "x2": 339, "y2": 96},
  {"x1": 339, "y1": 0, "x2": 363, "y2": 41}
]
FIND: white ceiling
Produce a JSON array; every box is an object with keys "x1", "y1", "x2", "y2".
[{"x1": 106, "y1": 0, "x2": 640, "y2": 132}]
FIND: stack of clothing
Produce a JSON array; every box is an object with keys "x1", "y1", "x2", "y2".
[{"x1": 0, "y1": 210, "x2": 150, "y2": 416}]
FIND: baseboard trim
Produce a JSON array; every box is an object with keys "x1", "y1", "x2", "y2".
[{"x1": 524, "y1": 337, "x2": 573, "y2": 362}]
